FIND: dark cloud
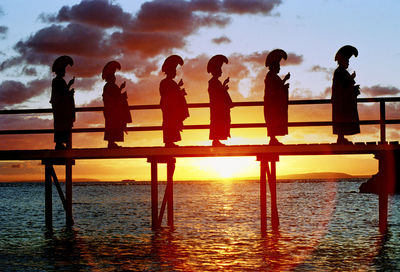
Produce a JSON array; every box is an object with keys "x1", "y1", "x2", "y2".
[
  {"x1": 14, "y1": 23, "x2": 114, "y2": 58},
  {"x1": 361, "y1": 85, "x2": 400, "y2": 97},
  {"x1": 230, "y1": 50, "x2": 303, "y2": 66},
  {"x1": 0, "y1": 115, "x2": 52, "y2": 130},
  {"x1": 310, "y1": 65, "x2": 331, "y2": 73},
  {"x1": 40, "y1": 0, "x2": 133, "y2": 28},
  {"x1": 0, "y1": 25, "x2": 8, "y2": 39},
  {"x1": 0, "y1": 79, "x2": 48, "y2": 107},
  {"x1": 22, "y1": 66, "x2": 37, "y2": 76},
  {"x1": 111, "y1": 31, "x2": 185, "y2": 57},
  {"x1": 212, "y1": 35, "x2": 231, "y2": 44},
  {"x1": 222, "y1": 0, "x2": 282, "y2": 14}
]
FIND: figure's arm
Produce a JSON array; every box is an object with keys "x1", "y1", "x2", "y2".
[
  {"x1": 283, "y1": 72, "x2": 290, "y2": 84},
  {"x1": 223, "y1": 77, "x2": 229, "y2": 91}
]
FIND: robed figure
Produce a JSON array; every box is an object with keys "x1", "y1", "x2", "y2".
[
  {"x1": 331, "y1": 45, "x2": 360, "y2": 144},
  {"x1": 102, "y1": 61, "x2": 132, "y2": 148},
  {"x1": 50, "y1": 56, "x2": 75, "y2": 150},
  {"x1": 159, "y1": 55, "x2": 189, "y2": 147},
  {"x1": 264, "y1": 49, "x2": 290, "y2": 145},
  {"x1": 207, "y1": 55, "x2": 233, "y2": 147}
]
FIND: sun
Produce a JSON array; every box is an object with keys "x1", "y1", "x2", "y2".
[{"x1": 195, "y1": 157, "x2": 257, "y2": 179}]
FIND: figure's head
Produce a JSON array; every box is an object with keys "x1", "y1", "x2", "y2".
[
  {"x1": 336, "y1": 54, "x2": 349, "y2": 69},
  {"x1": 335, "y1": 45, "x2": 358, "y2": 68},
  {"x1": 207, "y1": 55, "x2": 228, "y2": 78},
  {"x1": 52, "y1": 55, "x2": 73, "y2": 77},
  {"x1": 102, "y1": 61, "x2": 121, "y2": 82},
  {"x1": 265, "y1": 49, "x2": 287, "y2": 73},
  {"x1": 162, "y1": 55, "x2": 184, "y2": 79},
  {"x1": 268, "y1": 62, "x2": 280, "y2": 74},
  {"x1": 105, "y1": 74, "x2": 116, "y2": 83}
]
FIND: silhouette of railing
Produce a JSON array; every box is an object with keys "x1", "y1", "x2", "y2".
[{"x1": 1, "y1": 97, "x2": 400, "y2": 144}]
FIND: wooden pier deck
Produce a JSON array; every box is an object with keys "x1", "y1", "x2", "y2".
[{"x1": 0, "y1": 142, "x2": 399, "y2": 161}]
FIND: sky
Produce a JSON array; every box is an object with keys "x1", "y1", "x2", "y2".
[{"x1": 0, "y1": 0, "x2": 400, "y2": 181}]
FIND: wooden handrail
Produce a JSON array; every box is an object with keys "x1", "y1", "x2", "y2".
[{"x1": 1, "y1": 97, "x2": 400, "y2": 142}]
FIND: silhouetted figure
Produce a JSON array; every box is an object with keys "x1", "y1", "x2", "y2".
[
  {"x1": 102, "y1": 61, "x2": 132, "y2": 148},
  {"x1": 159, "y1": 55, "x2": 189, "y2": 147},
  {"x1": 331, "y1": 45, "x2": 360, "y2": 144},
  {"x1": 50, "y1": 56, "x2": 75, "y2": 150},
  {"x1": 207, "y1": 55, "x2": 233, "y2": 147},
  {"x1": 264, "y1": 49, "x2": 290, "y2": 145}
]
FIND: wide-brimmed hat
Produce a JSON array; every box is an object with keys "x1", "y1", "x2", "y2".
[
  {"x1": 161, "y1": 55, "x2": 184, "y2": 73},
  {"x1": 102, "y1": 61, "x2": 121, "y2": 80},
  {"x1": 52, "y1": 55, "x2": 74, "y2": 72},
  {"x1": 207, "y1": 54, "x2": 228, "y2": 74},
  {"x1": 335, "y1": 45, "x2": 358, "y2": 61},
  {"x1": 265, "y1": 49, "x2": 287, "y2": 67}
]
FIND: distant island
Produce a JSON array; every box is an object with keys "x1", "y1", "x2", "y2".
[{"x1": 278, "y1": 172, "x2": 369, "y2": 180}]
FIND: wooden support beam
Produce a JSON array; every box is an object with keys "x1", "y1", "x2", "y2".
[
  {"x1": 260, "y1": 160, "x2": 267, "y2": 236},
  {"x1": 268, "y1": 161, "x2": 279, "y2": 231},
  {"x1": 150, "y1": 161, "x2": 158, "y2": 230},
  {"x1": 379, "y1": 192, "x2": 388, "y2": 233},
  {"x1": 257, "y1": 154, "x2": 280, "y2": 233},
  {"x1": 65, "y1": 159, "x2": 73, "y2": 226},
  {"x1": 48, "y1": 165, "x2": 68, "y2": 215},
  {"x1": 167, "y1": 161, "x2": 175, "y2": 227},
  {"x1": 148, "y1": 157, "x2": 176, "y2": 229},
  {"x1": 45, "y1": 164, "x2": 52, "y2": 229}
]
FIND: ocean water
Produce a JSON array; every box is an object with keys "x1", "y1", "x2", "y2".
[{"x1": 0, "y1": 180, "x2": 400, "y2": 271}]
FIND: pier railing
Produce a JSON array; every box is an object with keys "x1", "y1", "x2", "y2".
[{"x1": 1, "y1": 97, "x2": 400, "y2": 144}]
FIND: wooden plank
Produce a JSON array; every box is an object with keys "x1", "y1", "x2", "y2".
[{"x1": 2, "y1": 143, "x2": 400, "y2": 161}]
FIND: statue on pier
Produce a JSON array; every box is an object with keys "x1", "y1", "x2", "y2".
[
  {"x1": 50, "y1": 55, "x2": 76, "y2": 150},
  {"x1": 102, "y1": 61, "x2": 132, "y2": 148},
  {"x1": 207, "y1": 54, "x2": 233, "y2": 147},
  {"x1": 331, "y1": 45, "x2": 360, "y2": 144},
  {"x1": 159, "y1": 55, "x2": 189, "y2": 147},
  {"x1": 264, "y1": 49, "x2": 290, "y2": 145}
]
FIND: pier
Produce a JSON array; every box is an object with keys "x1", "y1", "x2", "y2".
[{"x1": 1, "y1": 97, "x2": 399, "y2": 235}]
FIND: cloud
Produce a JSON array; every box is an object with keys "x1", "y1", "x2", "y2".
[
  {"x1": 0, "y1": 79, "x2": 49, "y2": 107},
  {"x1": 14, "y1": 23, "x2": 114, "y2": 58},
  {"x1": 0, "y1": 25, "x2": 7, "y2": 39},
  {"x1": 310, "y1": 65, "x2": 331, "y2": 74},
  {"x1": 361, "y1": 85, "x2": 400, "y2": 97},
  {"x1": 222, "y1": 0, "x2": 282, "y2": 14},
  {"x1": 212, "y1": 35, "x2": 231, "y2": 44},
  {"x1": 1, "y1": 0, "x2": 282, "y2": 76},
  {"x1": 40, "y1": 0, "x2": 133, "y2": 28}
]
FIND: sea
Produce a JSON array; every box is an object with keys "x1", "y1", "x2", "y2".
[{"x1": 1, "y1": 179, "x2": 400, "y2": 271}]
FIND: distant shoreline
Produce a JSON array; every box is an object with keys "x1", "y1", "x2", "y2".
[{"x1": 0, "y1": 173, "x2": 370, "y2": 184}]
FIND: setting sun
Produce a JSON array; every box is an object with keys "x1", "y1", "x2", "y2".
[{"x1": 195, "y1": 157, "x2": 258, "y2": 179}]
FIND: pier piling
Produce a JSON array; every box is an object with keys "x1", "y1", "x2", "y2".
[
  {"x1": 148, "y1": 157, "x2": 176, "y2": 230},
  {"x1": 258, "y1": 155, "x2": 280, "y2": 234},
  {"x1": 42, "y1": 159, "x2": 75, "y2": 228}
]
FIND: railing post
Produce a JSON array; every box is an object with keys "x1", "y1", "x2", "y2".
[{"x1": 380, "y1": 101, "x2": 386, "y2": 143}]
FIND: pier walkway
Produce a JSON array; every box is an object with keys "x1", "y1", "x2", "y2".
[{"x1": 1, "y1": 97, "x2": 400, "y2": 235}]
